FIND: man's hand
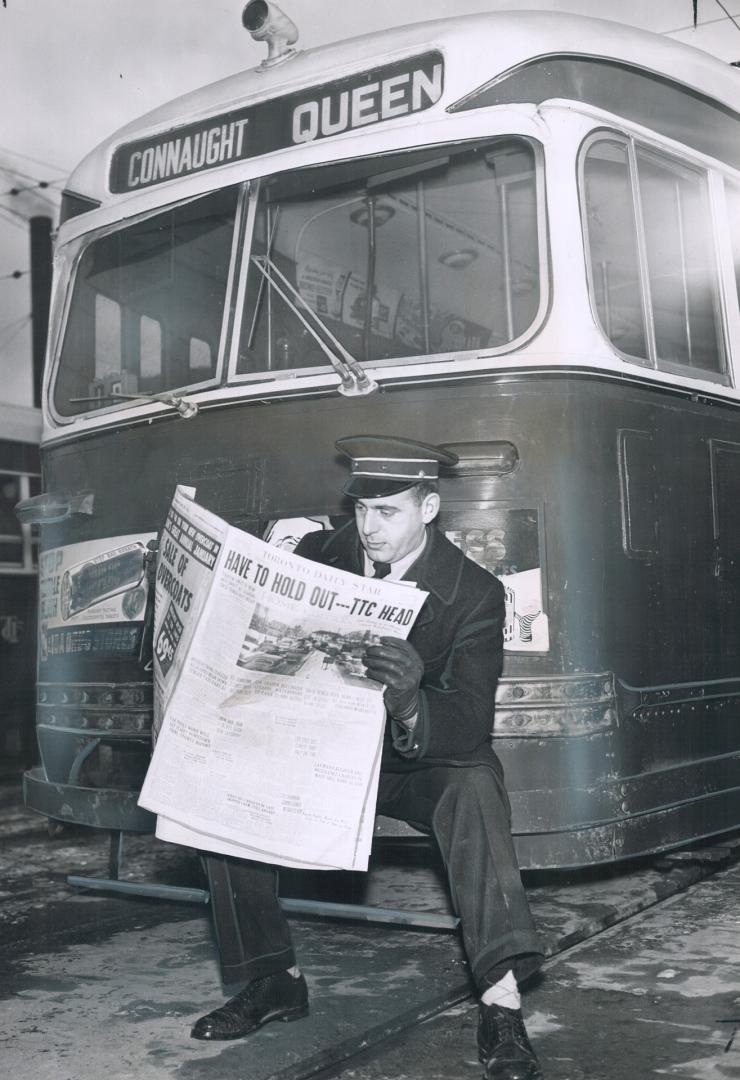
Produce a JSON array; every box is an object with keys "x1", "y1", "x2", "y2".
[{"x1": 363, "y1": 637, "x2": 423, "y2": 723}]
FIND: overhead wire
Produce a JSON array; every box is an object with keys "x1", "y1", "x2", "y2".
[
  {"x1": 663, "y1": 6, "x2": 740, "y2": 34},
  {"x1": 0, "y1": 172, "x2": 63, "y2": 212},
  {"x1": 0, "y1": 162, "x2": 63, "y2": 219},
  {"x1": 0, "y1": 188, "x2": 59, "y2": 216},
  {"x1": 0, "y1": 154, "x2": 59, "y2": 371},
  {"x1": 0, "y1": 169, "x2": 63, "y2": 190},
  {"x1": 0, "y1": 201, "x2": 32, "y2": 223},
  {"x1": 0, "y1": 314, "x2": 31, "y2": 352},
  {"x1": 0, "y1": 206, "x2": 30, "y2": 231},
  {"x1": 0, "y1": 195, "x2": 59, "y2": 226},
  {"x1": 1, "y1": 180, "x2": 52, "y2": 197},
  {"x1": 0, "y1": 161, "x2": 52, "y2": 184},
  {"x1": 0, "y1": 312, "x2": 31, "y2": 335},
  {"x1": 0, "y1": 171, "x2": 60, "y2": 203},
  {"x1": 712, "y1": 0, "x2": 740, "y2": 33},
  {"x1": 1, "y1": 194, "x2": 59, "y2": 215},
  {"x1": 0, "y1": 146, "x2": 68, "y2": 177}
]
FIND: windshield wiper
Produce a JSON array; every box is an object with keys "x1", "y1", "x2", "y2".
[
  {"x1": 249, "y1": 254, "x2": 378, "y2": 397},
  {"x1": 69, "y1": 389, "x2": 199, "y2": 419}
]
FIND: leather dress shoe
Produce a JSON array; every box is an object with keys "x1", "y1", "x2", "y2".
[
  {"x1": 191, "y1": 970, "x2": 309, "y2": 1041},
  {"x1": 477, "y1": 1002, "x2": 544, "y2": 1079}
]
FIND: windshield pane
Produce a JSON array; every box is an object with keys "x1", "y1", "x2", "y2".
[
  {"x1": 54, "y1": 186, "x2": 239, "y2": 416},
  {"x1": 236, "y1": 139, "x2": 541, "y2": 375}
]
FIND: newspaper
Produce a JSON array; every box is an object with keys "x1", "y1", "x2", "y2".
[{"x1": 138, "y1": 486, "x2": 428, "y2": 872}]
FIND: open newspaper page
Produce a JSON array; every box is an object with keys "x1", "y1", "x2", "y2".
[{"x1": 139, "y1": 488, "x2": 428, "y2": 871}]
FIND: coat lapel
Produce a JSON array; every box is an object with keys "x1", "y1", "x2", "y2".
[
  {"x1": 313, "y1": 519, "x2": 364, "y2": 575},
  {"x1": 313, "y1": 522, "x2": 464, "y2": 632},
  {"x1": 403, "y1": 527, "x2": 464, "y2": 629}
]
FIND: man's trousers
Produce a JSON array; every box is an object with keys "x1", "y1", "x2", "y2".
[{"x1": 203, "y1": 764, "x2": 544, "y2": 992}]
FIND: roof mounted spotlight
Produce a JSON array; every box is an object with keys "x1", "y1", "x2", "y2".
[{"x1": 243, "y1": 1, "x2": 299, "y2": 69}]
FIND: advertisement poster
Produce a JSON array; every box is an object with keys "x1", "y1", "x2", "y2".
[{"x1": 37, "y1": 533, "x2": 156, "y2": 662}]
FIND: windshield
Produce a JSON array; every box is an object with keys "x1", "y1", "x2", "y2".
[
  {"x1": 237, "y1": 138, "x2": 541, "y2": 374},
  {"x1": 52, "y1": 137, "x2": 543, "y2": 417},
  {"x1": 54, "y1": 186, "x2": 239, "y2": 416}
]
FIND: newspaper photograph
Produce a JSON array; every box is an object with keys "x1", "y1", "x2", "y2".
[{"x1": 139, "y1": 486, "x2": 428, "y2": 871}]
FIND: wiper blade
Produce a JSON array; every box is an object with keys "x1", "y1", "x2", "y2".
[
  {"x1": 250, "y1": 254, "x2": 378, "y2": 397},
  {"x1": 69, "y1": 389, "x2": 199, "y2": 419}
]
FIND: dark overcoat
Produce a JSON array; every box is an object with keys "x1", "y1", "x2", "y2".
[{"x1": 295, "y1": 520, "x2": 506, "y2": 774}]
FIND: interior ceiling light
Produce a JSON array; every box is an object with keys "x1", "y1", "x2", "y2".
[
  {"x1": 439, "y1": 248, "x2": 478, "y2": 269},
  {"x1": 349, "y1": 203, "x2": 396, "y2": 227}
]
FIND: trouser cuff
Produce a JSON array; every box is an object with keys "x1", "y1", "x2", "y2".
[
  {"x1": 221, "y1": 945, "x2": 296, "y2": 986},
  {"x1": 472, "y1": 931, "x2": 545, "y2": 991}
]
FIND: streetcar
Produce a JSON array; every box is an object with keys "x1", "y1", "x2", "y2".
[{"x1": 18, "y1": 3, "x2": 740, "y2": 867}]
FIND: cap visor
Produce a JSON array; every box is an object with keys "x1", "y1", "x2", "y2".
[{"x1": 343, "y1": 477, "x2": 419, "y2": 499}]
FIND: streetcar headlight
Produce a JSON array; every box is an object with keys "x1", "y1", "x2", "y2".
[
  {"x1": 15, "y1": 490, "x2": 94, "y2": 525},
  {"x1": 242, "y1": 1, "x2": 299, "y2": 68}
]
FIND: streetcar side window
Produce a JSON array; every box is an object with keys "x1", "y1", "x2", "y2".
[
  {"x1": 582, "y1": 140, "x2": 648, "y2": 362},
  {"x1": 0, "y1": 473, "x2": 23, "y2": 566},
  {"x1": 637, "y1": 150, "x2": 722, "y2": 374},
  {"x1": 189, "y1": 337, "x2": 212, "y2": 373},
  {"x1": 581, "y1": 136, "x2": 726, "y2": 381},
  {"x1": 94, "y1": 295, "x2": 122, "y2": 374},
  {"x1": 53, "y1": 186, "x2": 239, "y2": 416},
  {"x1": 0, "y1": 473, "x2": 39, "y2": 571},
  {"x1": 236, "y1": 138, "x2": 544, "y2": 376},
  {"x1": 140, "y1": 315, "x2": 163, "y2": 381},
  {"x1": 726, "y1": 182, "x2": 740, "y2": 305}
]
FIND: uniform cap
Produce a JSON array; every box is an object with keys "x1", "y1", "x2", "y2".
[{"x1": 336, "y1": 435, "x2": 458, "y2": 498}]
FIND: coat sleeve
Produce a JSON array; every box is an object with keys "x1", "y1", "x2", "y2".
[
  {"x1": 393, "y1": 578, "x2": 505, "y2": 762},
  {"x1": 293, "y1": 530, "x2": 329, "y2": 561}
]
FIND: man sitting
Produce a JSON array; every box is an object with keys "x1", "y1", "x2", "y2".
[{"x1": 194, "y1": 435, "x2": 545, "y2": 1080}]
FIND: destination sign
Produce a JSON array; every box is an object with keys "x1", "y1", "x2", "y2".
[{"x1": 110, "y1": 52, "x2": 444, "y2": 194}]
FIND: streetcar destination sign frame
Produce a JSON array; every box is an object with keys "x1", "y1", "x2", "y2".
[{"x1": 110, "y1": 52, "x2": 444, "y2": 194}]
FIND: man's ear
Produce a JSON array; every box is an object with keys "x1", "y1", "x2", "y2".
[{"x1": 421, "y1": 492, "x2": 440, "y2": 524}]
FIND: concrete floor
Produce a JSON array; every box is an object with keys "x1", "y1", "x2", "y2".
[
  {"x1": 337, "y1": 859, "x2": 740, "y2": 1080},
  {"x1": 1, "y1": 783, "x2": 739, "y2": 1080}
]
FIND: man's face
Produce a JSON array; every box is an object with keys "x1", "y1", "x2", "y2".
[{"x1": 353, "y1": 487, "x2": 440, "y2": 565}]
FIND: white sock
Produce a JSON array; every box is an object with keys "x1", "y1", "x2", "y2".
[
  {"x1": 481, "y1": 969, "x2": 521, "y2": 1010},
  {"x1": 287, "y1": 965, "x2": 301, "y2": 978}
]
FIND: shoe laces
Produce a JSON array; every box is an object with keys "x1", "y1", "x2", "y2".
[{"x1": 479, "y1": 1004, "x2": 531, "y2": 1054}]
